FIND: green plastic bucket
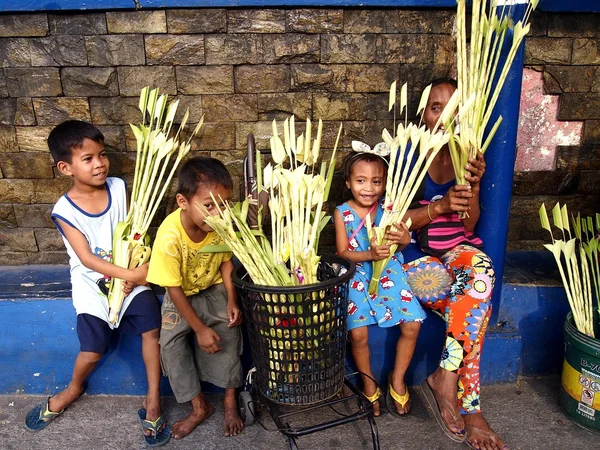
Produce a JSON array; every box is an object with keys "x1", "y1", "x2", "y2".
[{"x1": 560, "y1": 312, "x2": 600, "y2": 434}]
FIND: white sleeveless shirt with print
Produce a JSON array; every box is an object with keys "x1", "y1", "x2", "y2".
[{"x1": 52, "y1": 177, "x2": 149, "y2": 328}]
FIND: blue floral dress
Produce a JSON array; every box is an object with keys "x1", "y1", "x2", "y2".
[{"x1": 337, "y1": 201, "x2": 426, "y2": 331}]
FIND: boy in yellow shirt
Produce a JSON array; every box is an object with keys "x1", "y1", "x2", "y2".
[{"x1": 147, "y1": 156, "x2": 244, "y2": 439}]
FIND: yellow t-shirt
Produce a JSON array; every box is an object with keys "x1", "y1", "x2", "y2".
[{"x1": 147, "y1": 208, "x2": 232, "y2": 297}]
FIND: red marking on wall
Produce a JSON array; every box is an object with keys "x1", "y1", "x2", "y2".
[{"x1": 515, "y1": 68, "x2": 582, "y2": 172}]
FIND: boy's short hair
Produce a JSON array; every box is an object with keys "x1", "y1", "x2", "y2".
[
  {"x1": 47, "y1": 120, "x2": 105, "y2": 165},
  {"x1": 430, "y1": 77, "x2": 458, "y2": 90},
  {"x1": 343, "y1": 152, "x2": 388, "y2": 181},
  {"x1": 177, "y1": 156, "x2": 233, "y2": 199}
]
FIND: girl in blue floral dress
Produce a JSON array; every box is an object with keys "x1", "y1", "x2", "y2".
[{"x1": 333, "y1": 151, "x2": 426, "y2": 417}]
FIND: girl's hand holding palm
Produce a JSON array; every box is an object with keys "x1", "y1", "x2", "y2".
[
  {"x1": 369, "y1": 222, "x2": 410, "y2": 260},
  {"x1": 369, "y1": 238, "x2": 391, "y2": 261},
  {"x1": 385, "y1": 222, "x2": 410, "y2": 249}
]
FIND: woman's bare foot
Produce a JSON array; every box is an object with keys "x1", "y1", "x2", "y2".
[
  {"x1": 464, "y1": 413, "x2": 508, "y2": 450},
  {"x1": 48, "y1": 384, "x2": 84, "y2": 413},
  {"x1": 427, "y1": 369, "x2": 465, "y2": 436},
  {"x1": 171, "y1": 394, "x2": 213, "y2": 440},
  {"x1": 223, "y1": 388, "x2": 244, "y2": 436}
]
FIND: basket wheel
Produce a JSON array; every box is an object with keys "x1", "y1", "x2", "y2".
[{"x1": 239, "y1": 390, "x2": 255, "y2": 425}]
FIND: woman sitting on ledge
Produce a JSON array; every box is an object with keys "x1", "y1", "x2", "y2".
[{"x1": 403, "y1": 78, "x2": 506, "y2": 450}]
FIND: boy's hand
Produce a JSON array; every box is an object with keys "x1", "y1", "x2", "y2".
[
  {"x1": 385, "y1": 222, "x2": 410, "y2": 249},
  {"x1": 369, "y1": 237, "x2": 391, "y2": 261},
  {"x1": 122, "y1": 280, "x2": 135, "y2": 296},
  {"x1": 196, "y1": 327, "x2": 222, "y2": 354},
  {"x1": 227, "y1": 301, "x2": 242, "y2": 327},
  {"x1": 130, "y1": 263, "x2": 149, "y2": 286}
]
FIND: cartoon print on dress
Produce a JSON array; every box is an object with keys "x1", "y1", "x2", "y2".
[
  {"x1": 342, "y1": 210, "x2": 355, "y2": 223},
  {"x1": 378, "y1": 305, "x2": 393, "y2": 324},
  {"x1": 348, "y1": 301, "x2": 358, "y2": 316},
  {"x1": 380, "y1": 275, "x2": 395, "y2": 289},
  {"x1": 338, "y1": 201, "x2": 426, "y2": 329},
  {"x1": 400, "y1": 289, "x2": 413, "y2": 302},
  {"x1": 350, "y1": 280, "x2": 366, "y2": 292},
  {"x1": 348, "y1": 237, "x2": 359, "y2": 250}
]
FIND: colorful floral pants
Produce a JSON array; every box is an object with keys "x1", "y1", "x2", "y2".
[{"x1": 403, "y1": 245, "x2": 495, "y2": 415}]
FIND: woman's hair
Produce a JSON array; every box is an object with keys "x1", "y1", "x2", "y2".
[
  {"x1": 47, "y1": 120, "x2": 105, "y2": 164},
  {"x1": 177, "y1": 156, "x2": 233, "y2": 200},
  {"x1": 342, "y1": 152, "x2": 388, "y2": 181}
]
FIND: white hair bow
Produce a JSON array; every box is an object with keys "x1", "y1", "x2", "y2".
[{"x1": 351, "y1": 140, "x2": 391, "y2": 157}]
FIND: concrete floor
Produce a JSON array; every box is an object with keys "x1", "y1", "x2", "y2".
[{"x1": 0, "y1": 376, "x2": 598, "y2": 450}]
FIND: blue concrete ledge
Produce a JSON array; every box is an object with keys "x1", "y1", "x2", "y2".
[{"x1": 0, "y1": 251, "x2": 569, "y2": 395}]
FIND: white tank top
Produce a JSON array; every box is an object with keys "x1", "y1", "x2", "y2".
[{"x1": 52, "y1": 177, "x2": 149, "y2": 328}]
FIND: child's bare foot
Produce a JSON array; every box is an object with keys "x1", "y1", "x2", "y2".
[
  {"x1": 142, "y1": 393, "x2": 165, "y2": 437},
  {"x1": 363, "y1": 385, "x2": 381, "y2": 417},
  {"x1": 223, "y1": 407, "x2": 244, "y2": 436},
  {"x1": 48, "y1": 384, "x2": 84, "y2": 413},
  {"x1": 171, "y1": 395, "x2": 213, "y2": 440},
  {"x1": 223, "y1": 388, "x2": 244, "y2": 436},
  {"x1": 389, "y1": 372, "x2": 410, "y2": 415}
]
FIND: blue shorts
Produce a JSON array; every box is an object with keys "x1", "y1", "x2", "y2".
[{"x1": 77, "y1": 290, "x2": 161, "y2": 355}]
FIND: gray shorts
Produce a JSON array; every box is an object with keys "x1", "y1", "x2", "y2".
[{"x1": 159, "y1": 284, "x2": 243, "y2": 403}]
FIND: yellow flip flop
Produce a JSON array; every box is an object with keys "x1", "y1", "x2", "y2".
[
  {"x1": 386, "y1": 374, "x2": 410, "y2": 417},
  {"x1": 362, "y1": 387, "x2": 382, "y2": 416}
]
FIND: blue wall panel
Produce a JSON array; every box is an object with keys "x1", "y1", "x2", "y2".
[
  {"x1": 0, "y1": 275, "x2": 568, "y2": 395},
  {"x1": 1, "y1": 0, "x2": 598, "y2": 13}
]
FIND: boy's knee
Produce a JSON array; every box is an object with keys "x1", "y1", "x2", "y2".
[
  {"x1": 349, "y1": 327, "x2": 369, "y2": 347},
  {"x1": 79, "y1": 351, "x2": 102, "y2": 364}
]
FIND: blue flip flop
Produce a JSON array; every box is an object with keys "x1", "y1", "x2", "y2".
[
  {"x1": 137, "y1": 408, "x2": 170, "y2": 447},
  {"x1": 25, "y1": 397, "x2": 64, "y2": 431}
]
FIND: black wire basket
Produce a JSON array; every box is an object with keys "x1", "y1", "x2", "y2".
[{"x1": 232, "y1": 255, "x2": 356, "y2": 406}]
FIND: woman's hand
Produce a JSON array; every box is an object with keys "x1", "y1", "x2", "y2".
[
  {"x1": 465, "y1": 150, "x2": 486, "y2": 189},
  {"x1": 434, "y1": 185, "x2": 474, "y2": 214},
  {"x1": 385, "y1": 222, "x2": 410, "y2": 249},
  {"x1": 369, "y1": 237, "x2": 391, "y2": 261}
]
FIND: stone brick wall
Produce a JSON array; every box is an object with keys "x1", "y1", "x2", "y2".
[
  {"x1": 0, "y1": 8, "x2": 456, "y2": 265},
  {"x1": 0, "y1": 8, "x2": 598, "y2": 264},
  {"x1": 511, "y1": 12, "x2": 600, "y2": 250}
]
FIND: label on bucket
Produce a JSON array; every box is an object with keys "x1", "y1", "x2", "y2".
[{"x1": 562, "y1": 360, "x2": 600, "y2": 415}]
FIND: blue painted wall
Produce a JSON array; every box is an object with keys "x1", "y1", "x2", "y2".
[
  {"x1": 0, "y1": 0, "x2": 598, "y2": 13},
  {"x1": 0, "y1": 258, "x2": 569, "y2": 395}
]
